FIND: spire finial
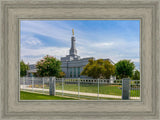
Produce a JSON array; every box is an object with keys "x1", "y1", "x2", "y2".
[{"x1": 72, "y1": 29, "x2": 74, "y2": 36}]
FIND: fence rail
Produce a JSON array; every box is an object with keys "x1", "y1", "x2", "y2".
[{"x1": 20, "y1": 77, "x2": 140, "y2": 100}]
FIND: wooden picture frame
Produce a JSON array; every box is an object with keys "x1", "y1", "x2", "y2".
[{"x1": 0, "y1": 0, "x2": 159, "y2": 119}]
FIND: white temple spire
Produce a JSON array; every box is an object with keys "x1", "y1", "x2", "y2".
[{"x1": 70, "y1": 29, "x2": 77, "y2": 56}]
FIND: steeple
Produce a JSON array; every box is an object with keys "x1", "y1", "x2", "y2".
[
  {"x1": 60, "y1": 29, "x2": 80, "y2": 61},
  {"x1": 70, "y1": 29, "x2": 77, "y2": 56}
]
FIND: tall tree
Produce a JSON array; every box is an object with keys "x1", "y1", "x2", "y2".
[
  {"x1": 36, "y1": 55, "x2": 62, "y2": 77},
  {"x1": 115, "y1": 60, "x2": 135, "y2": 79},
  {"x1": 81, "y1": 59, "x2": 115, "y2": 79},
  {"x1": 20, "y1": 60, "x2": 29, "y2": 77}
]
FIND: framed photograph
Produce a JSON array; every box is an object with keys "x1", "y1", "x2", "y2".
[
  {"x1": 20, "y1": 20, "x2": 140, "y2": 101},
  {"x1": 0, "y1": 0, "x2": 159, "y2": 119}
]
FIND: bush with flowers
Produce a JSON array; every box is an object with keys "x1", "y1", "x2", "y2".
[{"x1": 36, "y1": 55, "x2": 65, "y2": 77}]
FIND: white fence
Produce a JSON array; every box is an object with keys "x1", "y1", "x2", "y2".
[{"x1": 20, "y1": 77, "x2": 140, "y2": 100}]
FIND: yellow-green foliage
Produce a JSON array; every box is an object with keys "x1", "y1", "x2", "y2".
[{"x1": 81, "y1": 59, "x2": 115, "y2": 79}]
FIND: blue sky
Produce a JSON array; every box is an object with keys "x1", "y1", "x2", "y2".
[{"x1": 20, "y1": 20, "x2": 140, "y2": 69}]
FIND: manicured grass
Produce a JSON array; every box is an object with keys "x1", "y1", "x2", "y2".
[
  {"x1": 21, "y1": 90, "x2": 121, "y2": 100},
  {"x1": 56, "y1": 83, "x2": 140, "y2": 97},
  {"x1": 20, "y1": 91, "x2": 77, "y2": 100}
]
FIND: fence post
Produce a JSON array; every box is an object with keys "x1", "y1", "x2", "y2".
[
  {"x1": 54, "y1": 77, "x2": 56, "y2": 95},
  {"x1": 98, "y1": 79, "x2": 99, "y2": 100},
  {"x1": 32, "y1": 77, "x2": 34, "y2": 92},
  {"x1": 78, "y1": 78, "x2": 80, "y2": 98},
  {"x1": 62, "y1": 78, "x2": 64, "y2": 96},
  {"x1": 49, "y1": 77, "x2": 56, "y2": 96},
  {"x1": 42, "y1": 77, "x2": 44, "y2": 94},
  {"x1": 122, "y1": 78, "x2": 130, "y2": 100}
]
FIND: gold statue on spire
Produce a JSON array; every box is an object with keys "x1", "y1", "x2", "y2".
[{"x1": 72, "y1": 29, "x2": 74, "y2": 35}]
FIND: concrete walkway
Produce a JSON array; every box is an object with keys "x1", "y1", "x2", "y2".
[{"x1": 20, "y1": 85, "x2": 140, "y2": 100}]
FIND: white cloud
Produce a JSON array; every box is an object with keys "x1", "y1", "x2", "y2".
[
  {"x1": 21, "y1": 46, "x2": 69, "y2": 64},
  {"x1": 20, "y1": 20, "x2": 140, "y2": 68},
  {"x1": 21, "y1": 34, "x2": 43, "y2": 49},
  {"x1": 76, "y1": 38, "x2": 139, "y2": 62},
  {"x1": 130, "y1": 58, "x2": 140, "y2": 63},
  {"x1": 21, "y1": 21, "x2": 72, "y2": 44},
  {"x1": 90, "y1": 42, "x2": 114, "y2": 47},
  {"x1": 24, "y1": 36, "x2": 42, "y2": 46}
]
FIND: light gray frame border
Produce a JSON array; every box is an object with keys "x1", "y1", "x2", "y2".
[{"x1": 0, "y1": 0, "x2": 159, "y2": 119}]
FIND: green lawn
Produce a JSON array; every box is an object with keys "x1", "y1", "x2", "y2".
[
  {"x1": 28, "y1": 82, "x2": 140, "y2": 98},
  {"x1": 21, "y1": 91, "x2": 122, "y2": 100},
  {"x1": 20, "y1": 91, "x2": 77, "y2": 100},
  {"x1": 56, "y1": 83, "x2": 140, "y2": 97}
]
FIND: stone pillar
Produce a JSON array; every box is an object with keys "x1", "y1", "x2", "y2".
[
  {"x1": 75, "y1": 67, "x2": 77, "y2": 78},
  {"x1": 49, "y1": 77, "x2": 56, "y2": 96},
  {"x1": 110, "y1": 75, "x2": 114, "y2": 83},
  {"x1": 72, "y1": 67, "x2": 74, "y2": 78},
  {"x1": 122, "y1": 78, "x2": 130, "y2": 100},
  {"x1": 76, "y1": 67, "x2": 78, "y2": 78},
  {"x1": 66, "y1": 67, "x2": 69, "y2": 78}
]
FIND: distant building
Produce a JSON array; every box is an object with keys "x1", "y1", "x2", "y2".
[
  {"x1": 27, "y1": 29, "x2": 115, "y2": 79},
  {"x1": 27, "y1": 64, "x2": 37, "y2": 77}
]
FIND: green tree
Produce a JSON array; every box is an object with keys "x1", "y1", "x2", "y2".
[
  {"x1": 20, "y1": 60, "x2": 29, "y2": 77},
  {"x1": 81, "y1": 59, "x2": 115, "y2": 79},
  {"x1": 115, "y1": 59, "x2": 135, "y2": 79},
  {"x1": 36, "y1": 55, "x2": 62, "y2": 77},
  {"x1": 132, "y1": 70, "x2": 140, "y2": 80}
]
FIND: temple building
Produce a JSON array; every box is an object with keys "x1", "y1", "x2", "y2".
[
  {"x1": 27, "y1": 29, "x2": 115, "y2": 79},
  {"x1": 27, "y1": 64, "x2": 37, "y2": 77},
  {"x1": 60, "y1": 29, "x2": 114, "y2": 78},
  {"x1": 60, "y1": 29, "x2": 93, "y2": 78}
]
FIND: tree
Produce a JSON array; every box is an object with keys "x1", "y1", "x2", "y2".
[
  {"x1": 103, "y1": 60, "x2": 115, "y2": 78},
  {"x1": 20, "y1": 60, "x2": 29, "y2": 77},
  {"x1": 132, "y1": 70, "x2": 140, "y2": 80},
  {"x1": 36, "y1": 55, "x2": 62, "y2": 77},
  {"x1": 115, "y1": 59, "x2": 135, "y2": 79},
  {"x1": 81, "y1": 59, "x2": 115, "y2": 79}
]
